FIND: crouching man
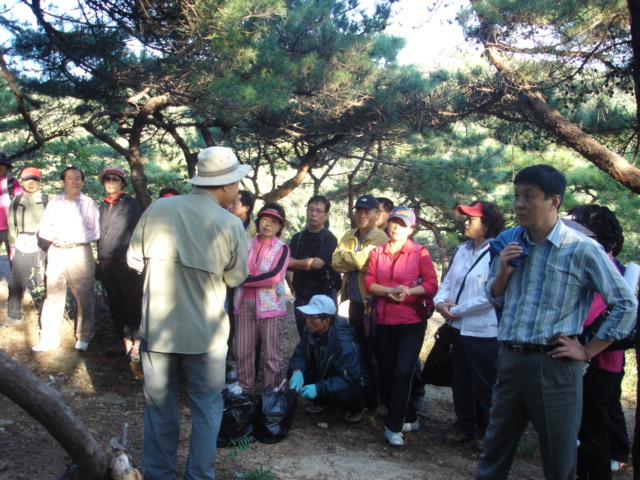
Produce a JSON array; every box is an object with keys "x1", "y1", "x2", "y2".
[{"x1": 289, "y1": 295, "x2": 368, "y2": 424}]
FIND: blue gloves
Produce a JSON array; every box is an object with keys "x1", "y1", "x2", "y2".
[
  {"x1": 300, "y1": 384, "x2": 317, "y2": 399},
  {"x1": 289, "y1": 371, "x2": 304, "y2": 392}
]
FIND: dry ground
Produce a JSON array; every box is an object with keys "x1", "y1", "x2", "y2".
[{"x1": 0, "y1": 257, "x2": 635, "y2": 479}]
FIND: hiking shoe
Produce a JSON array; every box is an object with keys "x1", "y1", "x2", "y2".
[
  {"x1": 402, "y1": 420, "x2": 420, "y2": 433},
  {"x1": 442, "y1": 431, "x2": 473, "y2": 445},
  {"x1": 32, "y1": 339, "x2": 60, "y2": 353},
  {"x1": 344, "y1": 409, "x2": 364, "y2": 424},
  {"x1": 128, "y1": 340, "x2": 140, "y2": 363},
  {"x1": 384, "y1": 428, "x2": 404, "y2": 447},
  {"x1": 0, "y1": 317, "x2": 22, "y2": 328},
  {"x1": 304, "y1": 401, "x2": 332, "y2": 414},
  {"x1": 74, "y1": 340, "x2": 90, "y2": 351},
  {"x1": 471, "y1": 438, "x2": 484, "y2": 452}
]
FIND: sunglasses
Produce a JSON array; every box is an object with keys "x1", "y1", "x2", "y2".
[{"x1": 103, "y1": 175, "x2": 122, "y2": 183}]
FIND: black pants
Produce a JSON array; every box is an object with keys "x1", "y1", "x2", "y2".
[
  {"x1": 314, "y1": 384, "x2": 365, "y2": 414},
  {"x1": 577, "y1": 366, "x2": 619, "y2": 480},
  {"x1": 451, "y1": 334, "x2": 499, "y2": 437},
  {"x1": 373, "y1": 321, "x2": 426, "y2": 432},
  {"x1": 99, "y1": 260, "x2": 142, "y2": 340},
  {"x1": 608, "y1": 369, "x2": 630, "y2": 463},
  {"x1": 349, "y1": 300, "x2": 379, "y2": 408},
  {"x1": 8, "y1": 248, "x2": 46, "y2": 319}
]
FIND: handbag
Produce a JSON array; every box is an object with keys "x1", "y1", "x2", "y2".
[{"x1": 420, "y1": 322, "x2": 459, "y2": 387}]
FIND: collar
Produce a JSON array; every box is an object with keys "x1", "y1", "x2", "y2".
[
  {"x1": 104, "y1": 191, "x2": 124, "y2": 204},
  {"x1": 523, "y1": 218, "x2": 563, "y2": 247},
  {"x1": 256, "y1": 234, "x2": 278, "y2": 246}
]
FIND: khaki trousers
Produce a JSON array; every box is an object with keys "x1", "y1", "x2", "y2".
[{"x1": 39, "y1": 244, "x2": 95, "y2": 343}]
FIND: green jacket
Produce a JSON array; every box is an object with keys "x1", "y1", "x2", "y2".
[{"x1": 331, "y1": 227, "x2": 388, "y2": 302}]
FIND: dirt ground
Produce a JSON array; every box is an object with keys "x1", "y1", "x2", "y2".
[{"x1": 0, "y1": 257, "x2": 635, "y2": 480}]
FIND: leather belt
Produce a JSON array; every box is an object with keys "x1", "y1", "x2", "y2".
[{"x1": 503, "y1": 342, "x2": 557, "y2": 355}]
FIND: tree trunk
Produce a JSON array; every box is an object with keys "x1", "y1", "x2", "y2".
[
  {"x1": 0, "y1": 350, "x2": 110, "y2": 479},
  {"x1": 472, "y1": 0, "x2": 640, "y2": 192}
]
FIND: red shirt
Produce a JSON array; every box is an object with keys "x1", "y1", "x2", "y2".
[{"x1": 365, "y1": 239, "x2": 438, "y2": 325}]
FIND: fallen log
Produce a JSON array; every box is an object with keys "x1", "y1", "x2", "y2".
[{"x1": 0, "y1": 349, "x2": 110, "y2": 479}]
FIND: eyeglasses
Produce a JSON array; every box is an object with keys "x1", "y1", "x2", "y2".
[
  {"x1": 103, "y1": 175, "x2": 122, "y2": 183},
  {"x1": 307, "y1": 207, "x2": 326, "y2": 214}
]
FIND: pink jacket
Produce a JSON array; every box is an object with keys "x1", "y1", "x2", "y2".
[
  {"x1": 365, "y1": 239, "x2": 438, "y2": 325},
  {"x1": 234, "y1": 236, "x2": 290, "y2": 319}
]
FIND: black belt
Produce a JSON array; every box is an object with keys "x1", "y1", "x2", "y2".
[{"x1": 503, "y1": 342, "x2": 556, "y2": 355}]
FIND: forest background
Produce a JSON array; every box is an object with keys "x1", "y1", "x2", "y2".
[{"x1": 0, "y1": 0, "x2": 639, "y2": 272}]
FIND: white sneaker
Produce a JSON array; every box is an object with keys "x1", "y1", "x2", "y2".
[
  {"x1": 32, "y1": 340, "x2": 60, "y2": 352},
  {"x1": 402, "y1": 420, "x2": 420, "y2": 433},
  {"x1": 74, "y1": 340, "x2": 89, "y2": 351},
  {"x1": 384, "y1": 427, "x2": 404, "y2": 446},
  {"x1": 611, "y1": 460, "x2": 623, "y2": 472}
]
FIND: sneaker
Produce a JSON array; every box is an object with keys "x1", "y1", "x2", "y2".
[
  {"x1": 0, "y1": 317, "x2": 22, "y2": 328},
  {"x1": 104, "y1": 339, "x2": 127, "y2": 357},
  {"x1": 611, "y1": 460, "x2": 623, "y2": 472},
  {"x1": 304, "y1": 401, "x2": 332, "y2": 414},
  {"x1": 402, "y1": 420, "x2": 420, "y2": 433},
  {"x1": 344, "y1": 409, "x2": 364, "y2": 424},
  {"x1": 442, "y1": 431, "x2": 473, "y2": 445},
  {"x1": 32, "y1": 339, "x2": 60, "y2": 352},
  {"x1": 384, "y1": 428, "x2": 404, "y2": 447},
  {"x1": 74, "y1": 340, "x2": 90, "y2": 351},
  {"x1": 128, "y1": 340, "x2": 140, "y2": 363}
]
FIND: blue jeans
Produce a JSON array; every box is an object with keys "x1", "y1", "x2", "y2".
[{"x1": 141, "y1": 341, "x2": 226, "y2": 480}]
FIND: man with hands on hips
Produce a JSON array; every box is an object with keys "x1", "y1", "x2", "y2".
[{"x1": 475, "y1": 164, "x2": 637, "y2": 480}]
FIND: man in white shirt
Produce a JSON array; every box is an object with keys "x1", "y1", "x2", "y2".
[{"x1": 33, "y1": 167, "x2": 100, "y2": 352}]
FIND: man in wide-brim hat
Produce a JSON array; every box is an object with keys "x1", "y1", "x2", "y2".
[{"x1": 127, "y1": 145, "x2": 251, "y2": 480}]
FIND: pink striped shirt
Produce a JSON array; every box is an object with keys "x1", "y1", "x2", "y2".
[{"x1": 38, "y1": 192, "x2": 100, "y2": 243}]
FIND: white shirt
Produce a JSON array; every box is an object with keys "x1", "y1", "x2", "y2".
[
  {"x1": 38, "y1": 192, "x2": 100, "y2": 244},
  {"x1": 433, "y1": 239, "x2": 497, "y2": 337}
]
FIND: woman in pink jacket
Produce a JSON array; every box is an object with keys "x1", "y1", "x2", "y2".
[
  {"x1": 365, "y1": 206, "x2": 438, "y2": 447},
  {"x1": 234, "y1": 202, "x2": 290, "y2": 392}
]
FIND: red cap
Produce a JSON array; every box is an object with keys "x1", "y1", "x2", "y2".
[
  {"x1": 257, "y1": 208, "x2": 285, "y2": 224},
  {"x1": 98, "y1": 166, "x2": 127, "y2": 186},
  {"x1": 20, "y1": 166, "x2": 41, "y2": 181},
  {"x1": 456, "y1": 202, "x2": 485, "y2": 218}
]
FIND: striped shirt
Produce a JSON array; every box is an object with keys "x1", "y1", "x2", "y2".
[
  {"x1": 38, "y1": 192, "x2": 100, "y2": 244},
  {"x1": 486, "y1": 220, "x2": 637, "y2": 344}
]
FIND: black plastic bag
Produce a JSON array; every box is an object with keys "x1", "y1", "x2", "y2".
[
  {"x1": 420, "y1": 323, "x2": 459, "y2": 387},
  {"x1": 253, "y1": 389, "x2": 297, "y2": 444},
  {"x1": 217, "y1": 390, "x2": 256, "y2": 448}
]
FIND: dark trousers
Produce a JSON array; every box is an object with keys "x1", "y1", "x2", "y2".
[
  {"x1": 8, "y1": 248, "x2": 46, "y2": 319},
  {"x1": 315, "y1": 384, "x2": 365, "y2": 414},
  {"x1": 99, "y1": 260, "x2": 142, "y2": 340},
  {"x1": 608, "y1": 369, "x2": 630, "y2": 463},
  {"x1": 372, "y1": 321, "x2": 426, "y2": 432},
  {"x1": 476, "y1": 349, "x2": 583, "y2": 480},
  {"x1": 577, "y1": 366, "x2": 620, "y2": 480},
  {"x1": 349, "y1": 300, "x2": 378, "y2": 408},
  {"x1": 452, "y1": 335, "x2": 499, "y2": 437}
]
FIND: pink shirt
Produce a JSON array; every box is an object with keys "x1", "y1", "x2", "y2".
[
  {"x1": 365, "y1": 239, "x2": 438, "y2": 325},
  {"x1": 0, "y1": 176, "x2": 22, "y2": 230},
  {"x1": 585, "y1": 255, "x2": 624, "y2": 373}
]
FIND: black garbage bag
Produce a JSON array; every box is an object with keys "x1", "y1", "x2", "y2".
[
  {"x1": 253, "y1": 389, "x2": 297, "y2": 444},
  {"x1": 217, "y1": 389, "x2": 256, "y2": 448},
  {"x1": 420, "y1": 322, "x2": 459, "y2": 387}
]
